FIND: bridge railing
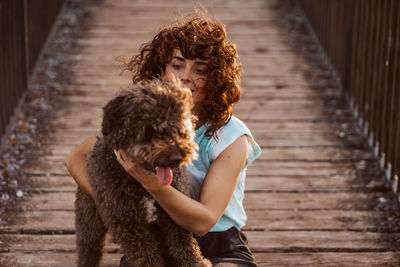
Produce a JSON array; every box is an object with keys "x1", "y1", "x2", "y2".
[
  {"x1": 299, "y1": 0, "x2": 400, "y2": 198},
  {"x1": 0, "y1": 0, "x2": 64, "y2": 142}
]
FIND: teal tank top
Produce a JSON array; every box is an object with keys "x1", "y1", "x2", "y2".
[{"x1": 187, "y1": 115, "x2": 261, "y2": 232}]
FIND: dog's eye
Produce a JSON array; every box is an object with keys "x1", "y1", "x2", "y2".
[{"x1": 143, "y1": 126, "x2": 156, "y2": 142}]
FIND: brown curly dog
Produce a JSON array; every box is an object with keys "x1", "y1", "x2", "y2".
[{"x1": 74, "y1": 79, "x2": 211, "y2": 267}]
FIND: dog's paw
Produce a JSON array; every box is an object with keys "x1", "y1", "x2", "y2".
[{"x1": 126, "y1": 256, "x2": 164, "y2": 267}]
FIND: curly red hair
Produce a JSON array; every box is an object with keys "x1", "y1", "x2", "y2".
[{"x1": 123, "y1": 13, "x2": 241, "y2": 138}]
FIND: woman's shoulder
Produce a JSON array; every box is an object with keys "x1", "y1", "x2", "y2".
[
  {"x1": 217, "y1": 115, "x2": 252, "y2": 137},
  {"x1": 208, "y1": 115, "x2": 261, "y2": 163}
]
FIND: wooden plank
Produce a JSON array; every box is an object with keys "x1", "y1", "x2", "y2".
[
  {"x1": 2, "y1": 210, "x2": 75, "y2": 233},
  {"x1": 245, "y1": 231, "x2": 400, "y2": 251},
  {"x1": 237, "y1": 109, "x2": 353, "y2": 121},
  {"x1": 245, "y1": 175, "x2": 383, "y2": 192},
  {"x1": 38, "y1": 132, "x2": 95, "y2": 145},
  {"x1": 1, "y1": 209, "x2": 390, "y2": 233},
  {"x1": 0, "y1": 234, "x2": 117, "y2": 252},
  {"x1": 241, "y1": 88, "x2": 341, "y2": 98},
  {"x1": 241, "y1": 76, "x2": 335, "y2": 88},
  {"x1": 9, "y1": 191, "x2": 379, "y2": 211},
  {"x1": 1, "y1": 251, "x2": 399, "y2": 267},
  {"x1": 256, "y1": 147, "x2": 374, "y2": 161},
  {"x1": 250, "y1": 165, "x2": 357, "y2": 177},
  {"x1": 246, "y1": 121, "x2": 349, "y2": 132},
  {"x1": 245, "y1": 210, "x2": 390, "y2": 231},
  {"x1": 253, "y1": 252, "x2": 400, "y2": 266},
  {"x1": 0, "y1": 253, "x2": 123, "y2": 267},
  {"x1": 2, "y1": 231, "x2": 398, "y2": 252},
  {"x1": 248, "y1": 161, "x2": 368, "y2": 174},
  {"x1": 255, "y1": 135, "x2": 364, "y2": 147},
  {"x1": 18, "y1": 175, "x2": 77, "y2": 191},
  {"x1": 23, "y1": 160, "x2": 69, "y2": 176},
  {"x1": 244, "y1": 192, "x2": 376, "y2": 211}
]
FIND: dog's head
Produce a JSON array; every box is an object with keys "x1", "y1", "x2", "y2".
[{"x1": 101, "y1": 79, "x2": 198, "y2": 172}]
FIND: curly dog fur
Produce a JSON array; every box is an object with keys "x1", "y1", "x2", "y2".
[{"x1": 74, "y1": 79, "x2": 211, "y2": 267}]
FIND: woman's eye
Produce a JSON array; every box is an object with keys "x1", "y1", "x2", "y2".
[
  {"x1": 173, "y1": 64, "x2": 183, "y2": 70},
  {"x1": 195, "y1": 68, "x2": 207, "y2": 75}
]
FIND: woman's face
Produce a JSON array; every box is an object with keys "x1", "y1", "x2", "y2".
[{"x1": 165, "y1": 49, "x2": 208, "y2": 109}]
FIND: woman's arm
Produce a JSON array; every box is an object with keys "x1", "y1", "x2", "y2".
[
  {"x1": 117, "y1": 135, "x2": 248, "y2": 236},
  {"x1": 65, "y1": 134, "x2": 98, "y2": 198}
]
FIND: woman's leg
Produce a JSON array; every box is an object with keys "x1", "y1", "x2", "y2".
[{"x1": 196, "y1": 227, "x2": 258, "y2": 267}]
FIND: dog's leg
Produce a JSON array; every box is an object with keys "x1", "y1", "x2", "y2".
[
  {"x1": 161, "y1": 217, "x2": 211, "y2": 267},
  {"x1": 113, "y1": 223, "x2": 165, "y2": 267},
  {"x1": 75, "y1": 187, "x2": 107, "y2": 267}
]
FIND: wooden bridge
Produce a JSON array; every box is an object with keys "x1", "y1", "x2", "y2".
[{"x1": 1, "y1": 0, "x2": 400, "y2": 266}]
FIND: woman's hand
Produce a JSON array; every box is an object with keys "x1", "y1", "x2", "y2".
[{"x1": 115, "y1": 150, "x2": 165, "y2": 192}]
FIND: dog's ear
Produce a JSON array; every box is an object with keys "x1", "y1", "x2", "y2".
[{"x1": 101, "y1": 93, "x2": 133, "y2": 150}]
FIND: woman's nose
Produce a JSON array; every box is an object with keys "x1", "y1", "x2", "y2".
[{"x1": 180, "y1": 69, "x2": 192, "y2": 83}]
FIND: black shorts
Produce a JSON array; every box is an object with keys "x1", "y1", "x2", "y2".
[
  {"x1": 196, "y1": 227, "x2": 258, "y2": 267},
  {"x1": 120, "y1": 227, "x2": 258, "y2": 266}
]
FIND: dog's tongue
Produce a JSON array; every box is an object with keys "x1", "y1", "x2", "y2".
[{"x1": 156, "y1": 167, "x2": 173, "y2": 186}]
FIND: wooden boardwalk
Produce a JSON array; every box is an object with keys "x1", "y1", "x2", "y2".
[{"x1": 1, "y1": 0, "x2": 400, "y2": 266}]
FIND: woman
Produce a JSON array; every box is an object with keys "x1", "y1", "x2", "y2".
[{"x1": 66, "y1": 13, "x2": 261, "y2": 267}]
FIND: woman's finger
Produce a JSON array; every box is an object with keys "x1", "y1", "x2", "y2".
[
  {"x1": 116, "y1": 150, "x2": 136, "y2": 173},
  {"x1": 116, "y1": 150, "x2": 127, "y2": 163},
  {"x1": 115, "y1": 149, "x2": 163, "y2": 190}
]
